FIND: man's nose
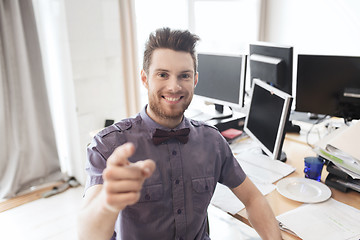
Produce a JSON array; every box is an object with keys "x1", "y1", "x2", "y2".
[{"x1": 167, "y1": 77, "x2": 182, "y2": 92}]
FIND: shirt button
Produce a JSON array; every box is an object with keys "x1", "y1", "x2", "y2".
[
  {"x1": 205, "y1": 185, "x2": 209, "y2": 190},
  {"x1": 175, "y1": 179, "x2": 180, "y2": 184},
  {"x1": 145, "y1": 194, "x2": 150, "y2": 200},
  {"x1": 177, "y1": 209, "x2": 182, "y2": 214},
  {"x1": 172, "y1": 150, "x2": 177, "y2": 156}
]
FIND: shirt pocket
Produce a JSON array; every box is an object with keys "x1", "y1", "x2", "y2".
[
  {"x1": 138, "y1": 183, "x2": 163, "y2": 203},
  {"x1": 192, "y1": 177, "x2": 215, "y2": 214},
  {"x1": 122, "y1": 183, "x2": 164, "y2": 223}
]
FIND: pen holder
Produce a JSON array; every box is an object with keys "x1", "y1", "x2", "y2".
[{"x1": 304, "y1": 157, "x2": 324, "y2": 182}]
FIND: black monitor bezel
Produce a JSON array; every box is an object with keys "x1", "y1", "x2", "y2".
[
  {"x1": 249, "y1": 42, "x2": 293, "y2": 96},
  {"x1": 194, "y1": 53, "x2": 247, "y2": 109},
  {"x1": 295, "y1": 54, "x2": 360, "y2": 120},
  {"x1": 244, "y1": 79, "x2": 293, "y2": 160}
]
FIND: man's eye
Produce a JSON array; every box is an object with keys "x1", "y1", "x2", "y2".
[
  {"x1": 158, "y1": 73, "x2": 168, "y2": 78},
  {"x1": 181, "y1": 74, "x2": 190, "y2": 79}
]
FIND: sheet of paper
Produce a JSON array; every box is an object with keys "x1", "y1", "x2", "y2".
[
  {"x1": 277, "y1": 198, "x2": 360, "y2": 240},
  {"x1": 329, "y1": 121, "x2": 360, "y2": 160},
  {"x1": 211, "y1": 182, "x2": 276, "y2": 215},
  {"x1": 316, "y1": 120, "x2": 360, "y2": 161},
  {"x1": 315, "y1": 147, "x2": 360, "y2": 178},
  {"x1": 211, "y1": 183, "x2": 245, "y2": 214}
]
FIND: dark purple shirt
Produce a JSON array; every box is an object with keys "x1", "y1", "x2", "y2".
[{"x1": 85, "y1": 106, "x2": 246, "y2": 240}]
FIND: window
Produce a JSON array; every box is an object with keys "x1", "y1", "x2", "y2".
[
  {"x1": 134, "y1": 0, "x2": 262, "y2": 106},
  {"x1": 134, "y1": 0, "x2": 188, "y2": 106},
  {"x1": 190, "y1": 0, "x2": 262, "y2": 55}
]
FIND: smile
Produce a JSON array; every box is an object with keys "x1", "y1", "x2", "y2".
[{"x1": 162, "y1": 96, "x2": 183, "y2": 102}]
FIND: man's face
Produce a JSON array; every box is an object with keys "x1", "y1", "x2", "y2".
[{"x1": 141, "y1": 48, "x2": 198, "y2": 126}]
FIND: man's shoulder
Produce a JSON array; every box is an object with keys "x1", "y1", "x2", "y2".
[
  {"x1": 91, "y1": 114, "x2": 142, "y2": 150},
  {"x1": 88, "y1": 114, "x2": 143, "y2": 158},
  {"x1": 97, "y1": 114, "x2": 142, "y2": 138},
  {"x1": 189, "y1": 119, "x2": 219, "y2": 132}
]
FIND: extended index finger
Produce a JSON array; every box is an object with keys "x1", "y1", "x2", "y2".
[{"x1": 107, "y1": 142, "x2": 135, "y2": 167}]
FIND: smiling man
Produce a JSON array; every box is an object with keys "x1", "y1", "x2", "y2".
[
  {"x1": 78, "y1": 27, "x2": 281, "y2": 240},
  {"x1": 143, "y1": 48, "x2": 196, "y2": 128}
]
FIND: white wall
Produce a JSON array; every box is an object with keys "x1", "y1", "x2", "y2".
[
  {"x1": 63, "y1": 0, "x2": 128, "y2": 183},
  {"x1": 54, "y1": 0, "x2": 360, "y2": 183},
  {"x1": 263, "y1": 0, "x2": 360, "y2": 56}
]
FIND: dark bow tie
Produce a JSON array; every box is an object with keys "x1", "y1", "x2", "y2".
[{"x1": 152, "y1": 128, "x2": 190, "y2": 145}]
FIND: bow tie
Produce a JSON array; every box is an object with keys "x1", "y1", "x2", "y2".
[{"x1": 152, "y1": 128, "x2": 190, "y2": 145}]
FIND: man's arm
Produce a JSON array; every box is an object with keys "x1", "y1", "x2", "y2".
[
  {"x1": 231, "y1": 177, "x2": 282, "y2": 240},
  {"x1": 77, "y1": 143, "x2": 156, "y2": 240},
  {"x1": 78, "y1": 185, "x2": 118, "y2": 240}
]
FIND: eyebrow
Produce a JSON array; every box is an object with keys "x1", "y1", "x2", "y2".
[
  {"x1": 180, "y1": 70, "x2": 194, "y2": 74},
  {"x1": 154, "y1": 68, "x2": 170, "y2": 72},
  {"x1": 154, "y1": 69, "x2": 194, "y2": 74}
]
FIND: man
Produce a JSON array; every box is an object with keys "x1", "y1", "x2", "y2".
[{"x1": 78, "y1": 27, "x2": 281, "y2": 240}]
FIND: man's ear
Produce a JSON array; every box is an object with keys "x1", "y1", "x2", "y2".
[
  {"x1": 194, "y1": 72, "x2": 199, "y2": 87},
  {"x1": 141, "y1": 70, "x2": 149, "y2": 89}
]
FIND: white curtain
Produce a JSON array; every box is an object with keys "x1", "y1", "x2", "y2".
[
  {"x1": 119, "y1": 0, "x2": 141, "y2": 117},
  {"x1": 32, "y1": 0, "x2": 84, "y2": 185},
  {"x1": 0, "y1": 0, "x2": 63, "y2": 198}
]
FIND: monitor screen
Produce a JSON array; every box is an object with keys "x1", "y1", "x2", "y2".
[
  {"x1": 194, "y1": 53, "x2": 247, "y2": 109},
  {"x1": 244, "y1": 79, "x2": 293, "y2": 161},
  {"x1": 296, "y1": 54, "x2": 360, "y2": 121},
  {"x1": 249, "y1": 42, "x2": 293, "y2": 96}
]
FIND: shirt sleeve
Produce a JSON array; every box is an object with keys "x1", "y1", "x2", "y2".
[
  {"x1": 84, "y1": 136, "x2": 107, "y2": 192},
  {"x1": 84, "y1": 124, "x2": 128, "y2": 193},
  {"x1": 217, "y1": 134, "x2": 247, "y2": 189}
]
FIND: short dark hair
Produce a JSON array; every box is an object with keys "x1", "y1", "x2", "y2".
[{"x1": 142, "y1": 27, "x2": 200, "y2": 75}]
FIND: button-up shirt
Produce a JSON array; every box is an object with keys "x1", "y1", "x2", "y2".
[{"x1": 85, "y1": 106, "x2": 246, "y2": 240}]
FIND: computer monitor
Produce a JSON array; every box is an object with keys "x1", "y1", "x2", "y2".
[
  {"x1": 249, "y1": 42, "x2": 293, "y2": 96},
  {"x1": 296, "y1": 54, "x2": 360, "y2": 121},
  {"x1": 194, "y1": 53, "x2": 247, "y2": 112},
  {"x1": 249, "y1": 42, "x2": 300, "y2": 133},
  {"x1": 244, "y1": 79, "x2": 293, "y2": 161}
]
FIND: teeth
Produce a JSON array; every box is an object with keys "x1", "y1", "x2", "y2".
[{"x1": 164, "y1": 96, "x2": 181, "y2": 102}]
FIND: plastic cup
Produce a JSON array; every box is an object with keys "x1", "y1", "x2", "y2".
[{"x1": 304, "y1": 157, "x2": 324, "y2": 182}]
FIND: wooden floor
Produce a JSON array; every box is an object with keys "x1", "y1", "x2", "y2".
[
  {"x1": 0, "y1": 186, "x2": 260, "y2": 240},
  {"x1": 0, "y1": 182, "x2": 64, "y2": 213}
]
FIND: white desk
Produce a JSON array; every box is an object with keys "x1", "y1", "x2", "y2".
[{"x1": 232, "y1": 133, "x2": 360, "y2": 240}]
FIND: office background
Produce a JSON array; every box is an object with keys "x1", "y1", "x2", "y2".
[{"x1": 1, "y1": 0, "x2": 360, "y2": 197}]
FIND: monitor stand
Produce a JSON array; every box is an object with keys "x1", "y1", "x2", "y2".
[
  {"x1": 309, "y1": 113, "x2": 320, "y2": 120},
  {"x1": 191, "y1": 104, "x2": 233, "y2": 121},
  {"x1": 215, "y1": 103, "x2": 224, "y2": 113},
  {"x1": 212, "y1": 104, "x2": 233, "y2": 120},
  {"x1": 261, "y1": 150, "x2": 287, "y2": 162},
  {"x1": 279, "y1": 151, "x2": 287, "y2": 162},
  {"x1": 285, "y1": 120, "x2": 301, "y2": 133}
]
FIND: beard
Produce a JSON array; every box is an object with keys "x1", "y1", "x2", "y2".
[{"x1": 147, "y1": 91, "x2": 193, "y2": 120}]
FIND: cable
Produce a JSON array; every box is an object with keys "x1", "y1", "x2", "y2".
[{"x1": 305, "y1": 114, "x2": 329, "y2": 149}]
